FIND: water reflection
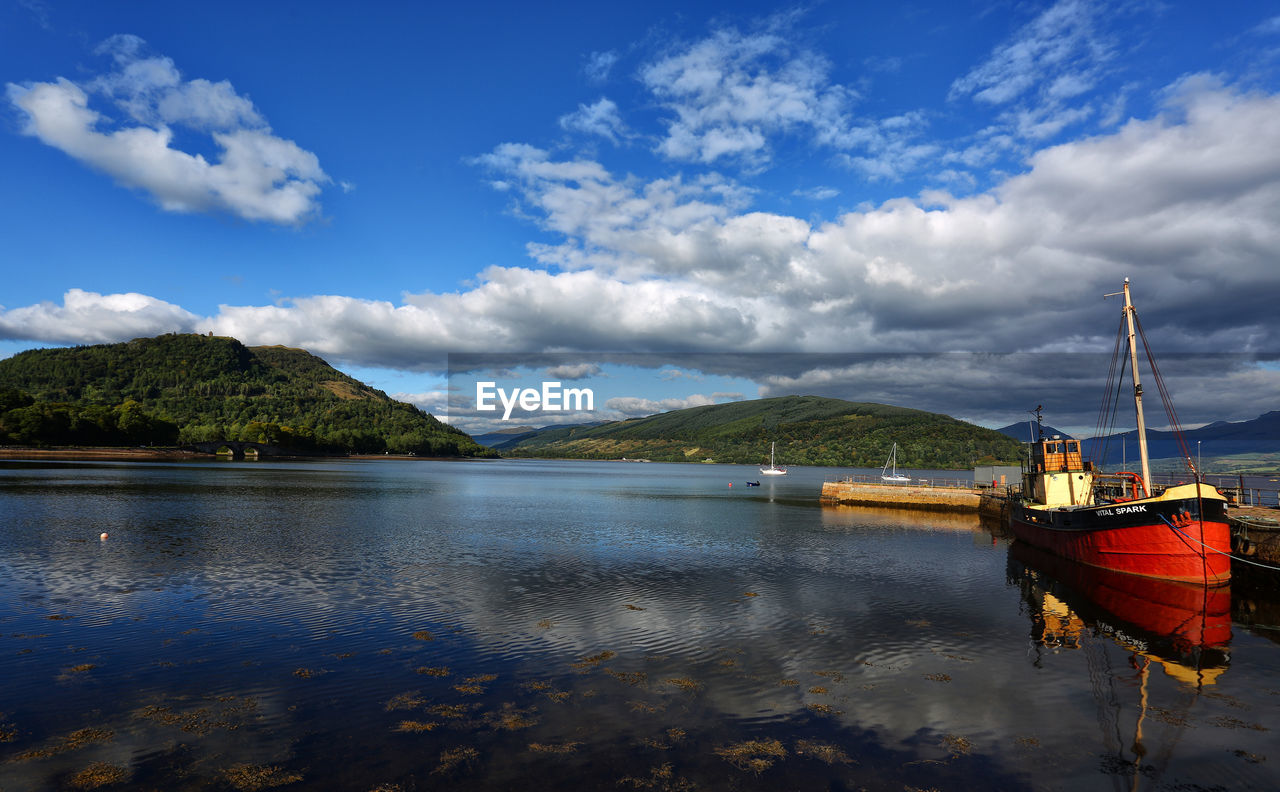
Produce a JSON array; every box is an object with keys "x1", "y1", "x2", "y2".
[
  {"x1": 2, "y1": 459, "x2": 1277, "y2": 791},
  {"x1": 1009, "y1": 542, "x2": 1231, "y2": 687}
]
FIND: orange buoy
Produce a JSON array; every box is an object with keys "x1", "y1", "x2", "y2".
[{"x1": 100, "y1": 532, "x2": 109, "y2": 540}]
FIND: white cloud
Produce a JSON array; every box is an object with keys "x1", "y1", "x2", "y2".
[
  {"x1": 604, "y1": 393, "x2": 720, "y2": 417},
  {"x1": 559, "y1": 97, "x2": 627, "y2": 143},
  {"x1": 640, "y1": 25, "x2": 856, "y2": 167},
  {"x1": 944, "y1": 0, "x2": 1122, "y2": 171},
  {"x1": 659, "y1": 368, "x2": 702, "y2": 381},
  {"x1": 91, "y1": 35, "x2": 264, "y2": 130},
  {"x1": 546, "y1": 363, "x2": 603, "y2": 380},
  {"x1": 949, "y1": 0, "x2": 1109, "y2": 107},
  {"x1": 6, "y1": 36, "x2": 328, "y2": 224},
  {"x1": 0, "y1": 288, "x2": 200, "y2": 344},
  {"x1": 1250, "y1": 15, "x2": 1280, "y2": 36},
  {"x1": 792, "y1": 186, "x2": 839, "y2": 201},
  {"x1": 390, "y1": 389, "x2": 451, "y2": 419},
  {"x1": 4, "y1": 80, "x2": 1279, "y2": 427},
  {"x1": 584, "y1": 50, "x2": 619, "y2": 83}
]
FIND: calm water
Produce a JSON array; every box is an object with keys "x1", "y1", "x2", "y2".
[{"x1": 1, "y1": 458, "x2": 1278, "y2": 791}]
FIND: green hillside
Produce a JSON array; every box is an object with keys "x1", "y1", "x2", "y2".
[
  {"x1": 502, "y1": 395, "x2": 1023, "y2": 468},
  {"x1": 0, "y1": 333, "x2": 492, "y2": 457}
]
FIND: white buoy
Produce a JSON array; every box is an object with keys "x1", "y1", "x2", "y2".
[{"x1": 100, "y1": 532, "x2": 109, "y2": 541}]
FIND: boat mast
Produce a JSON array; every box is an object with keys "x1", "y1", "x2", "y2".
[{"x1": 1122, "y1": 279, "x2": 1152, "y2": 491}]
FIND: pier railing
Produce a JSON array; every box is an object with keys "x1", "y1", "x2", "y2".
[
  {"x1": 824, "y1": 471, "x2": 1278, "y2": 507},
  {"x1": 826, "y1": 473, "x2": 977, "y2": 490}
]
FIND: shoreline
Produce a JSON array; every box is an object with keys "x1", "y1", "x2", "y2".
[
  {"x1": 0, "y1": 446, "x2": 206, "y2": 460},
  {"x1": 0, "y1": 447, "x2": 495, "y2": 462}
]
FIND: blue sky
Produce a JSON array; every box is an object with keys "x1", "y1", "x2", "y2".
[{"x1": 3, "y1": 1, "x2": 1279, "y2": 436}]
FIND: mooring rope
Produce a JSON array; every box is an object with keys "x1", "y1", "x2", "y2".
[{"x1": 1158, "y1": 514, "x2": 1280, "y2": 572}]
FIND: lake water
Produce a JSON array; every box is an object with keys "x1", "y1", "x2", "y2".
[{"x1": 2, "y1": 457, "x2": 1278, "y2": 791}]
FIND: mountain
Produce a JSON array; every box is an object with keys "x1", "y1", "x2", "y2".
[
  {"x1": 472, "y1": 422, "x2": 607, "y2": 450},
  {"x1": 995, "y1": 422, "x2": 1074, "y2": 442},
  {"x1": 1083, "y1": 411, "x2": 1280, "y2": 464},
  {"x1": 471, "y1": 426, "x2": 540, "y2": 448},
  {"x1": 0, "y1": 333, "x2": 493, "y2": 457},
  {"x1": 499, "y1": 395, "x2": 1024, "y2": 468}
]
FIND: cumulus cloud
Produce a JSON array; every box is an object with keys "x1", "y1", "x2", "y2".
[
  {"x1": 6, "y1": 35, "x2": 328, "y2": 224},
  {"x1": 3, "y1": 80, "x2": 1279, "y2": 427},
  {"x1": 0, "y1": 288, "x2": 200, "y2": 344}
]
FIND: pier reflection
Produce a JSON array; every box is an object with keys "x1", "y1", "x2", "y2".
[
  {"x1": 1007, "y1": 541, "x2": 1231, "y2": 686},
  {"x1": 820, "y1": 504, "x2": 984, "y2": 532}
]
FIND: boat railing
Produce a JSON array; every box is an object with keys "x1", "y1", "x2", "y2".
[{"x1": 1139, "y1": 472, "x2": 1280, "y2": 509}]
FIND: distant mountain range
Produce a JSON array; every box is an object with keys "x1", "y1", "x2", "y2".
[
  {"x1": 995, "y1": 421, "x2": 1074, "y2": 442},
  {"x1": 472, "y1": 423, "x2": 605, "y2": 450},
  {"x1": 489, "y1": 395, "x2": 1024, "y2": 468},
  {"x1": 1084, "y1": 411, "x2": 1280, "y2": 464},
  {"x1": 997, "y1": 412, "x2": 1280, "y2": 465}
]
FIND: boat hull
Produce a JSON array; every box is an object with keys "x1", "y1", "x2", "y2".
[{"x1": 1010, "y1": 486, "x2": 1230, "y2": 585}]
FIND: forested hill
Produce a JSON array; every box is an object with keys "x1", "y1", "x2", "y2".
[
  {"x1": 501, "y1": 395, "x2": 1024, "y2": 468},
  {"x1": 0, "y1": 333, "x2": 492, "y2": 457}
]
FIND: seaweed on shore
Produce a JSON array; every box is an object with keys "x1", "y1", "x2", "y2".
[
  {"x1": 715, "y1": 738, "x2": 786, "y2": 773},
  {"x1": 223, "y1": 763, "x2": 303, "y2": 790}
]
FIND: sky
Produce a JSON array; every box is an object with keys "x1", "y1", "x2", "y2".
[{"x1": 2, "y1": 1, "x2": 1279, "y2": 438}]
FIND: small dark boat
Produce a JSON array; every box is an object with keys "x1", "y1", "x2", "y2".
[{"x1": 746, "y1": 481, "x2": 761, "y2": 487}]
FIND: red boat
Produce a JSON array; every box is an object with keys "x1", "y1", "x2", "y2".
[{"x1": 1009, "y1": 280, "x2": 1231, "y2": 586}]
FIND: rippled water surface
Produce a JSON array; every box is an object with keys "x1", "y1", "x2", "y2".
[{"x1": 2, "y1": 458, "x2": 1278, "y2": 791}]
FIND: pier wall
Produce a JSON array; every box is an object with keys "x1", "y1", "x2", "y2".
[
  {"x1": 820, "y1": 480, "x2": 983, "y2": 513},
  {"x1": 1230, "y1": 507, "x2": 1280, "y2": 565}
]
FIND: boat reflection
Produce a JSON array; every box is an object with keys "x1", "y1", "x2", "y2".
[{"x1": 1008, "y1": 540, "x2": 1231, "y2": 687}]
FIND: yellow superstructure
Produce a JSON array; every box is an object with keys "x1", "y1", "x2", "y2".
[{"x1": 1026, "y1": 437, "x2": 1094, "y2": 508}]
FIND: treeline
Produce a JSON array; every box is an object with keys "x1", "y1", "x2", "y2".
[
  {"x1": 0, "y1": 388, "x2": 178, "y2": 447},
  {"x1": 0, "y1": 334, "x2": 494, "y2": 457}
]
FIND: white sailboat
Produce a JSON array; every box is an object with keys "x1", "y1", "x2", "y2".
[
  {"x1": 759, "y1": 442, "x2": 787, "y2": 476},
  {"x1": 881, "y1": 443, "x2": 910, "y2": 483}
]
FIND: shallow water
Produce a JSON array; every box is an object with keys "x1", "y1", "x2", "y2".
[{"x1": 1, "y1": 457, "x2": 1278, "y2": 790}]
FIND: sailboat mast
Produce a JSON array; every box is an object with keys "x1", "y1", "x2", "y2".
[{"x1": 1122, "y1": 279, "x2": 1152, "y2": 491}]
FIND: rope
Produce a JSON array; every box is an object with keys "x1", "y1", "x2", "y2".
[
  {"x1": 1158, "y1": 514, "x2": 1280, "y2": 572},
  {"x1": 1090, "y1": 315, "x2": 1129, "y2": 469},
  {"x1": 1135, "y1": 314, "x2": 1197, "y2": 476}
]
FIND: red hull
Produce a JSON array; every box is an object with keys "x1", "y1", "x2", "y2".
[{"x1": 1010, "y1": 497, "x2": 1230, "y2": 585}]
